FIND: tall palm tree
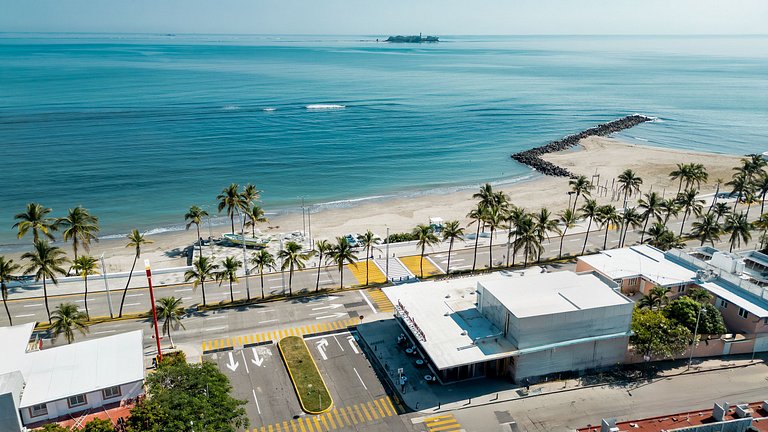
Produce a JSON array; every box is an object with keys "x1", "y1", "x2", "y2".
[
  {"x1": 556, "y1": 208, "x2": 578, "y2": 259},
  {"x1": 313, "y1": 240, "x2": 333, "y2": 291},
  {"x1": 185, "y1": 205, "x2": 209, "y2": 257},
  {"x1": 251, "y1": 249, "x2": 275, "y2": 299},
  {"x1": 50, "y1": 303, "x2": 89, "y2": 344},
  {"x1": 617, "y1": 169, "x2": 643, "y2": 206},
  {"x1": 506, "y1": 206, "x2": 526, "y2": 266},
  {"x1": 727, "y1": 171, "x2": 749, "y2": 212},
  {"x1": 22, "y1": 240, "x2": 68, "y2": 322},
  {"x1": 743, "y1": 189, "x2": 760, "y2": 220},
  {"x1": 244, "y1": 204, "x2": 268, "y2": 238},
  {"x1": 642, "y1": 222, "x2": 684, "y2": 251},
  {"x1": 724, "y1": 212, "x2": 752, "y2": 252},
  {"x1": 569, "y1": 175, "x2": 592, "y2": 213},
  {"x1": 442, "y1": 220, "x2": 464, "y2": 274},
  {"x1": 329, "y1": 237, "x2": 358, "y2": 289},
  {"x1": 467, "y1": 203, "x2": 487, "y2": 272},
  {"x1": 580, "y1": 199, "x2": 600, "y2": 255},
  {"x1": 713, "y1": 202, "x2": 731, "y2": 224},
  {"x1": 688, "y1": 163, "x2": 709, "y2": 190},
  {"x1": 483, "y1": 205, "x2": 507, "y2": 268},
  {"x1": 72, "y1": 255, "x2": 98, "y2": 319},
  {"x1": 241, "y1": 183, "x2": 260, "y2": 207},
  {"x1": 216, "y1": 256, "x2": 241, "y2": 302},
  {"x1": 13, "y1": 203, "x2": 56, "y2": 243},
  {"x1": 533, "y1": 207, "x2": 561, "y2": 261},
  {"x1": 753, "y1": 213, "x2": 768, "y2": 249},
  {"x1": 676, "y1": 188, "x2": 704, "y2": 235},
  {"x1": 154, "y1": 297, "x2": 185, "y2": 349},
  {"x1": 660, "y1": 198, "x2": 680, "y2": 226},
  {"x1": 669, "y1": 163, "x2": 690, "y2": 195},
  {"x1": 597, "y1": 205, "x2": 621, "y2": 250},
  {"x1": 638, "y1": 286, "x2": 671, "y2": 310},
  {"x1": 0, "y1": 257, "x2": 21, "y2": 325},
  {"x1": 217, "y1": 183, "x2": 246, "y2": 234},
  {"x1": 357, "y1": 230, "x2": 381, "y2": 285},
  {"x1": 691, "y1": 213, "x2": 722, "y2": 246},
  {"x1": 184, "y1": 256, "x2": 218, "y2": 306},
  {"x1": 754, "y1": 172, "x2": 768, "y2": 216},
  {"x1": 413, "y1": 224, "x2": 439, "y2": 277},
  {"x1": 638, "y1": 192, "x2": 663, "y2": 243},
  {"x1": 278, "y1": 241, "x2": 312, "y2": 296},
  {"x1": 56, "y1": 206, "x2": 99, "y2": 262},
  {"x1": 118, "y1": 229, "x2": 153, "y2": 317},
  {"x1": 512, "y1": 214, "x2": 542, "y2": 267},
  {"x1": 619, "y1": 207, "x2": 643, "y2": 248}
]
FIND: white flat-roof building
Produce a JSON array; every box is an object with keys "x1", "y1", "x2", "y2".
[
  {"x1": 383, "y1": 270, "x2": 633, "y2": 383},
  {"x1": 0, "y1": 324, "x2": 145, "y2": 430}
]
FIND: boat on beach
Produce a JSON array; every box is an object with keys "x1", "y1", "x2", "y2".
[{"x1": 222, "y1": 233, "x2": 271, "y2": 248}]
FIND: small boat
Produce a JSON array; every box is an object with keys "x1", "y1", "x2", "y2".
[{"x1": 223, "y1": 233, "x2": 271, "y2": 248}]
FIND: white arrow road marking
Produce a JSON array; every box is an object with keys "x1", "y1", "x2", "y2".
[
  {"x1": 315, "y1": 339, "x2": 329, "y2": 360},
  {"x1": 251, "y1": 347, "x2": 264, "y2": 367},
  {"x1": 311, "y1": 303, "x2": 343, "y2": 311},
  {"x1": 241, "y1": 350, "x2": 249, "y2": 374},
  {"x1": 226, "y1": 352, "x2": 239, "y2": 372},
  {"x1": 252, "y1": 389, "x2": 261, "y2": 414},
  {"x1": 347, "y1": 336, "x2": 360, "y2": 354},
  {"x1": 315, "y1": 312, "x2": 347, "y2": 320}
]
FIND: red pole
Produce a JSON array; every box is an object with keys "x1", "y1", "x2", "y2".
[{"x1": 145, "y1": 259, "x2": 163, "y2": 363}]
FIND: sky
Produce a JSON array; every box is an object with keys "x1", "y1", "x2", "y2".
[{"x1": 1, "y1": 0, "x2": 767, "y2": 35}]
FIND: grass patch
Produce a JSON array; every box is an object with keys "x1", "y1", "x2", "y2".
[{"x1": 277, "y1": 336, "x2": 333, "y2": 414}]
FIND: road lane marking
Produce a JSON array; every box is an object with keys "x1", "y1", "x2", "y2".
[
  {"x1": 125, "y1": 293, "x2": 144, "y2": 297},
  {"x1": 252, "y1": 390, "x2": 260, "y2": 413},
  {"x1": 353, "y1": 367, "x2": 367, "y2": 389},
  {"x1": 93, "y1": 330, "x2": 116, "y2": 335},
  {"x1": 333, "y1": 335, "x2": 344, "y2": 351},
  {"x1": 205, "y1": 316, "x2": 226, "y2": 320},
  {"x1": 259, "y1": 319, "x2": 278, "y2": 324},
  {"x1": 123, "y1": 303, "x2": 140, "y2": 307},
  {"x1": 240, "y1": 350, "x2": 249, "y2": 373},
  {"x1": 22, "y1": 303, "x2": 43, "y2": 308},
  {"x1": 14, "y1": 314, "x2": 35, "y2": 318},
  {"x1": 174, "y1": 288, "x2": 192, "y2": 292},
  {"x1": 203, "y1": 326, "x2": 227, "y2": 332}
]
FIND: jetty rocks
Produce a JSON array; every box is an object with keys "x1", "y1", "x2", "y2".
[
  {"x1": 511, "y1": 114, "x2": 653, "y2": 177},
  {"x1": 386, "y1": 35, "x2": 439, "y2": 43}
]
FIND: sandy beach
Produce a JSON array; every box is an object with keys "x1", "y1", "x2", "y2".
[{"x1": 3, "y1": 137, "x2": 745, "y2": 273}]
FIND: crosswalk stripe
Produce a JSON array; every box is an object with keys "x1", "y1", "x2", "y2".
[
  {"x1": 353, "y1": 405, "x2": 365, "y2": 424},
  {"x1": 429, "y1": 425, "x2": 462, "y2": 432},
  {"x1": 268, "y1": 424, "x2": 274, "y2": 432},
  {"x1": 338, "y1": 406, "x2": 351, "y2": 426},
  {"x1": 381, "y1": 397, "x2": 395, "y2": 416},
  {"x1": 283, "y1": 421, "x2": 290, "y2": 431},
  {"x1": 425, "y1": 414, "x2": 454, "y2": 421},
  {"x1": 313, "y1": 416, "x2": 322, "y2": 432},
  {"x1": 428, "y1": 419, "x2": 457, "y2": 426},
  {"x1": 373, "y1": 398, "x2": 387, "y2": 417},
  {"x1": 326, "y1": 411, "x2": 337, "y2": 430},
  {"x1": 299, "y1": 417, "x2": 310, "y2": 432},
  {"x1": 319, "y1": 413, "x2": 329, "y2": 430},
  {"x1": 259, "y1": 426, "x2": 265, "y2": 432},
  {"x1": 366, "y1": 401, "x2": 379, "y2": 420},
  {"x1": 275, "y1": 422, "x2": 282, "y2": 432},
  {"x1": 360, "y1": 403, "x2": 373, "y2": 421},
  {"x1": 332, "y1": 409, "x2": 343, "y2": 429},
  {"x1": 227, "y1": 337, "x2": 232, "y2": 347},
  {"x1": 344, "y1": 406, "x2": 357, "y2": 425}
]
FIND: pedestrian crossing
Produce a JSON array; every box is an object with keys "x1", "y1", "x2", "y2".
[
  {"x1": 201, "y1": 318, "x2": 360, "y2": 353},
  {"x1": 365, "y1": 288, "x2": 394, "y2": 313},
  {"x1": 346, "y1": 259, "x2": 387, "y2": 285},
  {"x1": 253, "y1": 396, "x2": 399, "y2": 432},
  {"x1": 423, "y1": 413, "x2": 463, "y2": 432},
  {"x1": 399, "y1": 255, "x2": 443, "y2": 278}
]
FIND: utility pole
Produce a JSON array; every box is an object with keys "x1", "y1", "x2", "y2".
[
  {"x1": 385, "y1": 227, "x2": 390, "y2": 282},
  {"x1": 99, "y1": 253, "x2": 114, "y2": 318},
  {"x1": 144, "y1": 259, "x2": 162, "y2": 363},
  {"x1": 240, "y1": 213, "x2": 251, "y2": 301},
  {"x1": 301, "y1": 197, "x2": 306, "y2": 237},
  {"x1": 687, "y1": 304, "x2": 703, "y2": 370}
]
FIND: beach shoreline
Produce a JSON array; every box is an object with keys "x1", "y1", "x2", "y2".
[{"x1": 1, "y1": 137, "x2": 745, "y2": 273}]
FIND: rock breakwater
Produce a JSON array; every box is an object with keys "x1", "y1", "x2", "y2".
[{"x1": 511, "y1": 114, "x2": 653, "y2": 177}]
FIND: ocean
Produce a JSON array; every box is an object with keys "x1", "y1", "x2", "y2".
[{"x1": 1, "y1": 34, "x2": 767, "y2": 248}]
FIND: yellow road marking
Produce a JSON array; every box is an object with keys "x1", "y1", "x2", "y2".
[
  {"x1": 360, "y1": 403, "x2": 373, "y2": 422},
  {"x1": 283, "y1": 421, "x2": 289, "y2": 431},
  {"x1": 275, "y1": 423, "x2": 281, "y2": 432},
  {"x1": 425, "y1": 414, "x2": 454, "y2": 421},
  {"x1": 299, "y1": 417, "x2": 310, "y2": 432},
  {"x1": 301, "y1": 417, "x2": 313, "y2": 432},
  {"x1": 290, "y1": 420, "x2": 298, "y2": 432},
  {"x1": 318, "y1": 413, "x2": 329, "y2": 430},
  {"x1": 353, "y1": 405, "x2": 364, "y2": 424},
  {"x1": 373, "y1": 398, "x2": 387, "y2": 417},
  {"x1": 332, "y1": 409, "x2": 343, "y2": 429},
  {"x1": 313, "y1": 416, "x2": 322, "y2": 431},
  {"x1": 366, "y1": 401, "x2": 379, "y2": 420},
  {"x1": 344, "y1": 406, "x2": 357, "y2": 425},
  {"x1": 326, "y1": 411, "x2": 337, "y2": 430},
  {"x1": 268, "y1": 424, "x2": 273, "y2": 432}
]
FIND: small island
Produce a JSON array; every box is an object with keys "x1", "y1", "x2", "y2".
[{"x1": 385, "y1": 34, "x2": 439, "y2": 43}]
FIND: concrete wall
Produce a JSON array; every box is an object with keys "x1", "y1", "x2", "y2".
[
  {"x1": 20, "y1": 381, "x2": 143, "y2": 425},
  {"x1": 0, "y1": 372, "x2": 24, "y2": 432},
  {"x1": 514, "y1": 337, "x2": 628, "y2": 383},
  {"x1": 476, "y1": 284, "x2": 515, "y2": 344},
  {"x1": 625, "y1": 337, "x2": 755, "y2": 364}
]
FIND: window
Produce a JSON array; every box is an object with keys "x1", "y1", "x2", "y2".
[
  {"x1": 718, "y1": 299, "x2": 728, "y2": 309},
  {"x1": 626, "y1": 277, "x2": 640, "y2": 286},
  {"x1": 738, "y1": 308, "x2": 749, "y2": 319},
  {"x1": 102, "y1": 386, "x2": 122, "y2": 400},
  {"x1": 29, "y1": 403, "x2": 48, "y2": 418},
  {"x1": 677, "y1": 286, "x2": 686, "y2": 293},
  {"x1": 67, "y1": 394, "x2": 87, "y2": 408}
]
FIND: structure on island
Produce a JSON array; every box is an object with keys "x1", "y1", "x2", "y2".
[{"x1": 385, "y1": 33, "x2": 438, "y2": 43}]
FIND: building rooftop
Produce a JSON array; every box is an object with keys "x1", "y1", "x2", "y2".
[
  {"x1": 579, "y1": 245, "x2": 696, "y2": 288},
  {"x1": 382, "y1": 274, "x2": 517, "y2": 370},
  {"x1": 0, "y1": 322, "x2": 37, "y2": 375},
  {"x1": 479, "y1": 271, "x2": 631, "y2": 318}
]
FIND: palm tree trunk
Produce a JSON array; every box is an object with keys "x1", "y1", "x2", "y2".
[
  {"x1": 168, "y1": 325, "x2": 174, "y2": 349},
  {"x1": 447, "y1": 240, "x2": 454, "y2": 274},
  {"x1": 119, "y1": 253, "x2": 139, "y2": 317},
  {"x1": 229, "y1": 279, "x2": 234, "y2": 302},
  {"x1": 315, "y1": 253, "x2": 322, "y2": 292},
  {"x1": 603, "y1": 223, "x2": 610, "y2": 250},
  {"x1": 230, "y1": 214, "x2": 235, "y2": 234},
  {"x1": 680, "y1": 211, "x2": 689, "y2": 236},
  {"x1": 733, "y1": 193, "x2": 742, "y2": 212},
  {"x1": 581, "y1": 218, "x2": 593, "y2": 255},
  {"x1": 196, "y1": 224, "x2": 203, "y2": 258},
  {"x1": 339, "y1": 265, "x2": 344, "y2": 289},
  {"x1": 640, "y1": 216, "x2": 650, "y2": 243},
  {"x1": 761, "y1": 191, "x2": 767, "y2": 216},
  {"x1": 260, "y1": 271, "x2": 265, "y2": 299},
  {"x1": 2, "y1": 287, "x2": 13, "y2": 326},
  {"x1": 201, "y1": 278, "x2": 207, "y2": 306},
  {"x1": 420, "y1": 246, "x2": 425, "y2": 278},
  {"x1": 488, "y1": 227, "x2": 494, "y2": 269},
  {"x1": 677, "y1": 178, "x2": 683, "y2": 194},
  {"x1": 746, "y1": 202, "x2": 753, "y2": 220},
  {"x1": 558, "y1": 229, "x2": 567, "y2": 259},
  {"x1": 84, "y1": 275, "x2": 89, "y2": 320},
  {"x1": 471, "y1": 223, "x2": 481, "y2": 272},
  {"x1": 251, "y1": 218, "x2": 256, "y2": 238},
  {"x1": 365, "y1": 246, "x2": 370, "y2": 285},
  {"x1": 43, "y1": 277, "x2": 51, "y2": 322},
  {"x1": 288, "y1": 264, "x2": 294, "y2": 296},
  {"x1": 506, "y1": 236, "x2": 512, "y2": 267},
  {"x1": 572, "y1": 193, "x2": 580, "y2": 214}
]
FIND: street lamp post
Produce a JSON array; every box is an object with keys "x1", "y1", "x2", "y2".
[
  {"x1": 240, "y1": 212, "x2": 251, "y2": 301},
  {"x1": 385, "y1": 227, "x2": 390, "y2": 282},
  {"x1": 145, "y1": 259, "x2": 162, "y2": 363},
  {"x1": 279, "y1": 238, "x2": 285, "y2": 295},
  {"x1": 99, "y1": 253, "x2": 114, "y2": 318},
  {"x1": 687, "y1": 304, "x2": 704, "y2": 370}
]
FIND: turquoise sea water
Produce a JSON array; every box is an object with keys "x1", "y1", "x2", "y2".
[{"x1": 1, "y1": 34, "x2": 767, "y2": 248}]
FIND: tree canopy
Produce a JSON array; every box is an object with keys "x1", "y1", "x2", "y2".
[
  {"x1": 664, "y1": 296, "x2": 726, "y2": 336},
  {"x1": 630, "y1": 307, "x2": 691, "y2": 359}
]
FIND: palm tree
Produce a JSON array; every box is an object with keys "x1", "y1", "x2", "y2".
[
  {"x1": 357, "y1": 230, "x2": 381, "y2": 285},
  {"x1": 442, "y1": 220, "x2": 464, "y2": 273},
  {"x1": 569, "y1": 175, "x2": 592, "y2": 213},
  {"x1": 241, "y1": 183, "x2": 260, "y2": 207},
  {"x1": 688, "y1": 163, "x2": 709, "y2": 190},
  {"x1": 49, "y1": 303, "x2": 88, "y2": 344},
  {"x1": 713, "y1": 202, "x2": 731, "y2": 223},
  {"x1": 724, "y1": 212, "x2": 752, "y2": 252},
  {"x1": 72, "y1": 255, "x2": 98, "y2": 319},
  {"x1": 467, "y1": 203, "x2": 487, "y2": 272},
  {"x1": 691, "y1": 213, "x2": 722, "y2": 246},
  {"x1": 597, "y1": 205, "x2": 621, "y2": 250},
  {"x1": 278, "y1": 241, "x2": 312, "y2": 296},
  {"x1": 638, "y1": 286, "x2": 670, "y2": 310},
  {"x1": 506, "y1": 206, "x2": 526, "y2": 266},
  {"x1": 22, "y1": 240, "x2": 68, "y2": 322},
  {"x1": 244, "y1": 204, "x2": 268, "y2": 238},
  {"x1": 753, "y1": 213, "x2": 768, "y2": 249},
  {"x1": 251, "y1": 249, "x2": 275, "y2": 299},
  {"x1": 313, "y1": 240, "x2": 333, "y2": 291},
  {"x1": 660, "y1": 198, "x2": 680, "y2": 226},
  {"x1": 754, "y1": 172, "x2": 768, "y2": 216},
  {"x1": 0, "y1": 257, "x2": 21, "y2": 325},
  {"x1": 617, "y1": 169, "x2": 643, "y2": 206},
  {"x1": 217, "y1": 183, "x2": 246, "y2": 234},
  {"x1": 154, "y1": 297, "x2": 185, "y2": 349},
  {"x1": 56, "y1": 206, "x2": 99, "y2": 263},
  {"x1": 669, "y1": 163, "x2": 690, "y2": 195},
  {"x1": 743, "y1": 189, "x2": 759, "y2": 220},
  {"x1": 580, "y1": 199, "x2": 600, "y2": 255},
  {"x1": 184, "y1": 256, "x2": 218, "y2": 306},
  {"x1": 512, "y1": 214, "x2": 542, "y2": 267},
  {"x1": 533, "y1": 207, "x2": 560, "y2": 261},
  {"x1": 727, "y1": 171, "x2": 749, "y2": 212},
  {"x1": 637, "y1": 192, "x2": 663, "y2": 244},
  {"x1": 185, "y1": 205, "x2": 209, "y2": 257},
  {"x1": 619, "y1": 207, "x2": 643, "y2": 248},
  {"x1": 412, "y1": 224, "x2": 439, "y2": 277},
  {"x1": 13, "y1": 203, "x2": 56, "y2": 242},
  {"x1": 676, "y1": 188, "x2": 704, "y2": 235},
  {"x1": 216, "y1": 256, "x2": 241, "y2": 302},
  {"x1": 152, "y1": 297, "x2": 186, "y2": 349},
  {"x1": 329, "y1": 237, "x2": 358, "y2": 289},
  {"x1": 642, "y1": 222, "x2": 684, "y2": 251},
  {"x1": 556, "y1": 208, "x2": 578, "y2": 259},
  {"x1": 483, "y1": 205, "x2": 507, "y2": 268},
  {"x1": 118, "y1": 229, "x2": 153, "y2": 317}
]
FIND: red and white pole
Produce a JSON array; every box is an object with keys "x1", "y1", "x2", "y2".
[{"x1": 145, "y1": 259, "x2": 163, "y2": 363}]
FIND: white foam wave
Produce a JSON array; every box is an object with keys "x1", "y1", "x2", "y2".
[
  {"x1": 99, "y1": 233, "x2": 128, "y2": 240},
  {"x1": 633, "y1": 136, "x2": 649, "y2": 142},
  {"x1": 263, "y1": 108, "x2": 276, "y2": 112},
  {"x1": 222, "y1": 105, "x2": 240, "y2": 111},
  {"x1": 306, "y1": 104, "x2": 346, "y2": 110},
  {"x1": 143, "y1": 225, "x2": 186, "y2": 236}
]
